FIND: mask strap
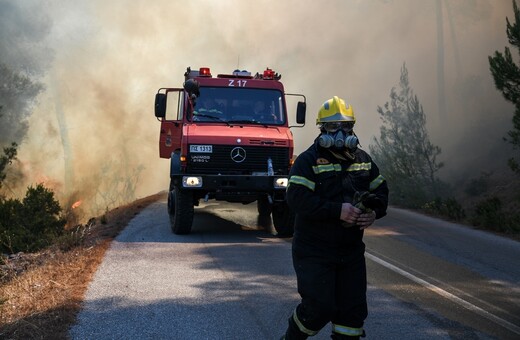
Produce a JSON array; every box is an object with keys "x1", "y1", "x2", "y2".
[{"x1": 329, "y1": 149, "x2": 355, "y2": 161}]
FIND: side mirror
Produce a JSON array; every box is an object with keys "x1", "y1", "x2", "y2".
[
  {"x1": 296, "y1": 101, "x2": 306, "y2": 125},
  {"x1": 155, "y1": 93, "x2": 166, "y2": 118}
]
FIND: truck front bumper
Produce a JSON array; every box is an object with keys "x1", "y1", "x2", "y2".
[{"x1": 171, "y1": 174, "x2": 288, "y2": 192}]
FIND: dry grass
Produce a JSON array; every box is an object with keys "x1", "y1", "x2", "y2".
[{"x1": 0, "y1": 192, "x2": 165, "y2": 340}]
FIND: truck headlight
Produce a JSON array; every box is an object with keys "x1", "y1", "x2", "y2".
[
  {"x1": 183, "y1": 176, "x2": 202, "y2": 187},
  {"x1": 274, "y1": 177, "x2": 288, "y2": 188}
]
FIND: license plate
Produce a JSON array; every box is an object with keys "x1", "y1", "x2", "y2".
[{"x1": 190, "y1": 145, "x2": 213, "y2": 153}]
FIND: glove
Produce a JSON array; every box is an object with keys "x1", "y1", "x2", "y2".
[{"x1": 352, "y1": 191, "x2": 373, "y2": 213}]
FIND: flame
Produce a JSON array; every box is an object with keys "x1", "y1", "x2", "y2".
[{"x1": 71, "y1": 200, "x2": 82, "y2": 209}]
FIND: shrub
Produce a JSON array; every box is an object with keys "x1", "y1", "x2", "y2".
[
  {"x1": 471, "y1": 196, "x2": 520, "y2": 233},
  {"x1": 423, "y1": 197, "x2": 465, "y2": 221},
  {"x1": 0, "y1": 184, "x2": 66, "y2": 254},
  {"x1": 464, "y1": 172, "x2": 491, "y2": 197},
  {"x1": 56, "y1": 218, "x2": 94, "y2": 251}
]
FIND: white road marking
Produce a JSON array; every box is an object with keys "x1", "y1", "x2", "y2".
[{"x1": 365, "y1": 252, "x2": 520, "y2": 335}]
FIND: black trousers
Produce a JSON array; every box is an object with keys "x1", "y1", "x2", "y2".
[{"x1": 291, "y1": 241, "x2": 367, "y2": 335}]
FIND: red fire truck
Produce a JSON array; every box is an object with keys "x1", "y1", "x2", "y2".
[{"x1": 154, "y1": 67, "x2": 306, "y2": 236}]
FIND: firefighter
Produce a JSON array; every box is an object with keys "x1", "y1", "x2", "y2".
[
  {"x1": 193, "y1": 97, "x2": 223, "y2": 120},
  {"x1": 281, "y1": 96, "x2": 389, "y2": 339},
  {"x1": 254, "y1": 100, "x2": 278, "y2": 123}
]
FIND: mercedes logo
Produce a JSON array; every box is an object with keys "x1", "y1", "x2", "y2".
[{"x1": 230, "y1": 147, "x2": 246, "y2": 163}]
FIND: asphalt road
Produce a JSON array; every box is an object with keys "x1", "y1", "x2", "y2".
[{"x1": 70, "y1": 199, "x2": 520, "y2": 340}]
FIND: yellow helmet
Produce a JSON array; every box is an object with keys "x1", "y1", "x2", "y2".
[{"x1": 316, "y1": 96, "x2": 355, "y2": 125}]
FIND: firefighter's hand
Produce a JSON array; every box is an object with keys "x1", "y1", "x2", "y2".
[
  {"x1": 356, "y1": 211, "x2": 376, "y2": 230},
  {"x1": 340, "y1": 203, "x2": 362, "y2": 225}
]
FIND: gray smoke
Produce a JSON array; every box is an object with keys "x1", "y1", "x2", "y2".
[
  {"x1": 1, "y1": 0, "x2": 515, "y2": 213},
  {"x1": 0, "y1": 0, "x2": 52, "y2": 145}
]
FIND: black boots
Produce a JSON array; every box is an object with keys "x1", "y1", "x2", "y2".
[{"x1": 281, "y1": 315, "x2": 310, "y2": 340}]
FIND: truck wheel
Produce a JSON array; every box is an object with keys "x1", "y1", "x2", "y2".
[
  {"x1": 167, "y1": 180, "x2": 175, "y2": 215},
  {"x1": 257, "y1": 194, "x2": 272, "y2": 216},
  {"x1": 272, "y1": 202, "x2": 295, "y2": 238},
  {"x1": 169, "y1": 186, "x2": 194, "y2": 235}
]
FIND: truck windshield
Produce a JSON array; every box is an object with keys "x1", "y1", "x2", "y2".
[{"x1": 190, "y1": 87, "x2": 286, "y2": 125}]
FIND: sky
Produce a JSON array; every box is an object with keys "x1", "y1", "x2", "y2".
[{"x1": 1, "y1": 0, "x2": 516, "y2": 215}]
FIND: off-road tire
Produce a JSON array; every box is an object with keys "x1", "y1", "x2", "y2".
[
  {"x1": 272, "y1": 202, "x2": 295, "y2": 237},
  {"x1": 257, "y1": 194, "x2": 272, "y2": 216},
  {"x1": 169, "y1": 186, "x2": 194, "y2": 235},
  {"x1": 167, "y1": 180, "x2": 175, "y2": 215}
]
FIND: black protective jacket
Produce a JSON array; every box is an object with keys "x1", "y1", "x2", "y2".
[{"x1": 287, "y1": 139, "x2": 389, "y2": 252}]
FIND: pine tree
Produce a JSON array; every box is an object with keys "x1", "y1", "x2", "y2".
[
  {"x1": 489, "y1": 0, "x2": 520, "y2": 173},
  {"x1": 370, "y1": 63, "x2": 443, "y2": 208},
  {"x1": 0, "y1": 142, "x2": 17, "y2": 191}
]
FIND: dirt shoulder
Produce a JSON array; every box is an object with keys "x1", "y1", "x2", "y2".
[{"x1": 0, "y1": 192, "x2": 165, "y2": 340}]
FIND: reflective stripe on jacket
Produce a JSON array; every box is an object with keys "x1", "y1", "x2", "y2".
[{"x1": 287, "y1": 139, "x2": 389, "y2": 248}]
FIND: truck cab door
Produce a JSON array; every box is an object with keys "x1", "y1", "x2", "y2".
[{"x1": 156, "y1": 89, "x2": 184, "y2": 159}]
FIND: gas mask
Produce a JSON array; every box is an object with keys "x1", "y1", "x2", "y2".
[{"x1": 318, "y1": 129, "x2": 358, "y2": 151}]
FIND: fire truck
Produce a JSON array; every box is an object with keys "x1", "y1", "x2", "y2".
[{"x1": 154, "y1": 67, "x2": 306, "y2": 236}]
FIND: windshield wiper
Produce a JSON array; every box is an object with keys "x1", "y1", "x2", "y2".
[
  {"x1": 228, "y1": 120, "x2": 269, "y2": 127},
  {"x1": 193, "y1": 113, "x2": 230, "y2": 126}
]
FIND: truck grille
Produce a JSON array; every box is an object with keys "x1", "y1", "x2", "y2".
[{"x1": 187, "y1": 145, "x2": 290, "y2": 175}]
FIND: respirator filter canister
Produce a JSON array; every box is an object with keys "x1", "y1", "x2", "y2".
[{"x1": 318, "y1": 130, "x2": 358, "y2": 150}]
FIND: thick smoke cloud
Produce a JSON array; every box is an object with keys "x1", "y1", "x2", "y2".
[
  {"x1": 0, "y1": 0, "x2": 52, "y2": 75},
  {"x1": 2, "y1": 0, "x2": 515, "y2": 214},
  {"x1": 0, "y1": 0, "x2": 51, "y2": 145}
]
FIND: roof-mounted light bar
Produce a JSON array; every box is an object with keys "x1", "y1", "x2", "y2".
[
  {"x1": 263, "y1": 68, "x2": 275, "y2": 79},
  {"x1": 199, "y1": 67, "x2": 212, "y2": 77},
  {"x1": 186, "y1": 66, "x2": 281, "y2": 80},
  {"x1": 184, "y1": 67, "x2": 213, "y2": 80},
  {"x1": 232, "y1": 69, "x2": 251, "y2": 77},
  {"x1": 253, "y1": 67, "x2": 281, "y2": 80}
]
